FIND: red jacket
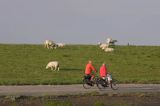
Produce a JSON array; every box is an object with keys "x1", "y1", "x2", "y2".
[
  {"x1": 99, "y1": 65, "x2": 108, "y2": 77},
  {"x1": 85, "y1": 63, "x2": 96, "y2": 75}
]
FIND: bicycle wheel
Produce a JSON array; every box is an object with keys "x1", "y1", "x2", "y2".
[
  {"x1": 110, "y1": 80, "x2": 118, "y2": 90},
  {"x1": 96, "y1": 78, "x2": 107, "y2": 89},
  {"x1": 83, "y1": 79, "x2": 92, "y2": 89}
]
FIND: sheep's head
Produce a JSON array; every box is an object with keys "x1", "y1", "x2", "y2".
[{"x1": 46, "y1": 65, "x2": 49, "y2": 69}]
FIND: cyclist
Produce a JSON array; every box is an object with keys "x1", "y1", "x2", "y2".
[
  {"x1": 99, "y1": 63, "x2": 112, "y2": 84},
  {"x1": 84, "y1": 60, "x2": 97, "y2": 81}
]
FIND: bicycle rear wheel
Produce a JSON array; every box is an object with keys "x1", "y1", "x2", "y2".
[
  {"x1": 96, "y1": 78, "x2": 107, "y2": 89},
  {"x1": 83, "y1": 79, "x2": 92, "y2": 89}
]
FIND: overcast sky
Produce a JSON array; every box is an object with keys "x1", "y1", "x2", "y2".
[{"x1": 0, "y1": 0, "x2": 160, "y2": 45}]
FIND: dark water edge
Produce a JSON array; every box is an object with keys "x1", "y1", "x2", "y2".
[{"x1": 0, "y1": 93, "x2": 160, "y2": 106}]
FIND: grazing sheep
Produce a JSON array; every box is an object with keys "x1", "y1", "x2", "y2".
[
  {"x1": 44, "y1": 40, "x2": 56, "y2": 49},
  {"x1": 104, "y1": 48, "x2": 114, "y2": 52},
  {"x1": 46, "y1": 61, "x2": 59, "y2": 71},
  {"x1": 56, "y1": 43, "x2": 66, "y2": 48},
  {"x1": 99, "y1": 43, "x2": 109, "y2": 50}
]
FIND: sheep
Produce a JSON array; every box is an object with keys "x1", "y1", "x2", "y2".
[
  {"x1": 44, "y1": 40, "x2": 56, "y2": 49},
  {"x1": 110, "y1": 40, "x2": 117, "y2": 45},
  {"x1": 106, "y1": 38, "x2": 112, "y2": 44},
  {"x1": 99, "y1": 43, "x2": 109, "y2": 50},
  {"x1": 106, "y1": 38, "x2": 117, "y2": 46},
  {"x1": 104, "y1": 48, "x2": 114, "y2": 52},
  {"x1": 46, "y1": 61, "x2": 59, "y2": 71},
  {"x1": 56, "y1": 43, "x2": 66, "y2": 48}
]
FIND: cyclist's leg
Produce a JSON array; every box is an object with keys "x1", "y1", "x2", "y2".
[
  {"x1": 91, "y1": 74, "x2": 95, "y2": 81},
  {"x1": 85, "y1": 74, "x2": 90, "y2": 79},
  {"x1": 107, "y1": 74, "x2": 112, "y2": 84},
  {"x1": 87, "y1": 74, "x2": 94, "y2": 86},
  {"x1": 102, "y1": 77, "x2": 106, "y2": 80}
]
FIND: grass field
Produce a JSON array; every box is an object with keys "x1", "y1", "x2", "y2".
[{"x1": 0, "y1": 44, "x2": 159, "y2": 85}]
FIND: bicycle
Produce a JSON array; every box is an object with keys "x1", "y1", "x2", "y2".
[
  {"x1": 83, "y1": 74, "x2": 118, "y2": 90},
  {"x1": 96, "y1": 74, "x2": 118, "y2": 90},
  {"x1": 82, "y1": 74, "x2": 98, "y2": 89}
]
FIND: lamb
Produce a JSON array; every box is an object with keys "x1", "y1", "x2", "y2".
[
  {"x1": 46, "y1": 61, "x2": 59, "y2": 71},
  {"x1": 99, "y1": 43, "x2": 109, "y2": 50},
  {"x1": 104, "y1": 48, "x2": 114, "y2": 52}
]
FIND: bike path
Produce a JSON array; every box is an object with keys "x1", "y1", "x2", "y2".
[{"x1": 0, "y1": 84, "x2": 159, "y2": 96}]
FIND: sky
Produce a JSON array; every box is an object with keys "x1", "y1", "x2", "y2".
[{"x1": 0, "y1": 0, "x2": 160, "y2": 45}]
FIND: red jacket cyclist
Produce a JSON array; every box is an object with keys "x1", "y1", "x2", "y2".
[{"x1": 85, "y1": 60, "x2": 97, "y2": 80}]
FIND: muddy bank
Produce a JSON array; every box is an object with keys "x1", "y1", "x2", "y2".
[{"x1": 0, "y1": 93, "x2": 160, "y2": 106}]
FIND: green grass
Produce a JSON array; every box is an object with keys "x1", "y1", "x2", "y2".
[{"x1": 0, "y1": 44, "x2": 159, "y2": 85}]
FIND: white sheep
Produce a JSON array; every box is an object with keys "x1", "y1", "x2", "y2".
[
  {"x1": 46, "y1": 61, "x2": 59, "y2": 71},
  {"x1": 104, "y1": 48, "x2": 114, "y2": 52},
  {"x1": 44, "y1": 40, "x2": 56, "y2": 49},
  {"x1": 99, "y1": 43, "x2": 109, "y2": 50},
  {"x1": 106, "y1": 38, "x2": 117, "y2": 46},
  {"x1": 56, "y1": 43, "x2": 66, "y2": 48},
  {"x1": 106, "y1": 38, "x2": 112, "y2": 44}
]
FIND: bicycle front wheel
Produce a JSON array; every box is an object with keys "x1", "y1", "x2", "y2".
[{"x1": 110, "y1": 80, "x2": 118, "y2": 90}]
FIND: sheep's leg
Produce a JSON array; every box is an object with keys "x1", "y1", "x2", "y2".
[
  {"x1": 54, "y1": 67, "x2": 56, "y2": 71},
  {"x1": 49, "y1": 45, "x2": 52, "y2": 49},
  {"x1": 51, "y1": 67, "x2": 53, "y2": 70},
  {"x1": 57, "y1": 67, "x2": 59, "y2": 71},
  {"x1": 54, "y1": 46, "x2": 57, "y2": 49},
  {"x1": 47, "y1": 45, "x2": 49, "y2": 49}
]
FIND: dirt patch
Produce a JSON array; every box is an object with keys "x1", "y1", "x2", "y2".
[
  {"x1": 0, "y1": 93, "x2": 160, "y2": 106},
  {"x1": 70, "y1": 95, "x2": 160, "y2": 106}
]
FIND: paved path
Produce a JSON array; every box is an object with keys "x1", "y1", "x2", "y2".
[{"x1": 0, "y1": 84, "x2": 159, "y2": 96}]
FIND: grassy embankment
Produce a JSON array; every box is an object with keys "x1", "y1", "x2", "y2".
[{"x1": 0, "y1": 44, "x2": 159, "y2": 85}]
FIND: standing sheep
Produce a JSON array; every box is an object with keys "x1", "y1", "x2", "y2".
[
  {"x1": 106, "y1": 38, "x2": 117, "y2": 46},
  {"x1": 44, "y1": 40, "x2": 56, "y2": 49},
  {"x1": 46, "y1": 61, "x2": 59, "y2": 71},
  {"x1": 56, "y1": 43, "x2": 66, "y2": 48}
]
